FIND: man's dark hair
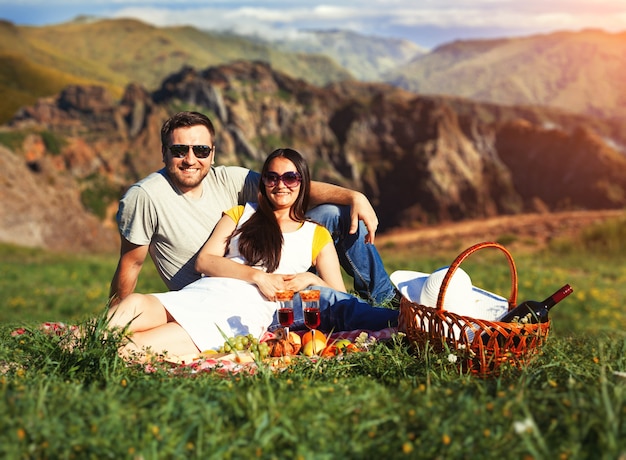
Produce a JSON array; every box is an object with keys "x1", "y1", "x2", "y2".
[{"x1": 160, "y1": 111, "x2": 216, "y2": 155}]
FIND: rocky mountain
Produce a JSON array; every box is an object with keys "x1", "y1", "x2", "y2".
[
  {"x1": 386, "y1": 29, "x2": 626, "y2": 120},
  {"x1": 0, "y1": 141, "x2": 117, "y2": 252},
  {"x1": 2, "y1": 60, "x2": 625, "y2": 252}
]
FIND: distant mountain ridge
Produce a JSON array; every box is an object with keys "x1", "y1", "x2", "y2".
[
  {"x1": 3, "y1": 18, "x2": 625, "y2": 125},
  {"x1": 386, "y1": 29, "x2": 626, "y2": 120},
  {"x1": 267, "y1": 29, "x2": 426, "y2": 81}
]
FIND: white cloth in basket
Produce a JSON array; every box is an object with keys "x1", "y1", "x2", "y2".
[
  {"x1": 391, "y1": 267, "x2": 508, "y2": 321},
  {"x1": 391, "y1": 267, "x2": 509, "y2": 341}
]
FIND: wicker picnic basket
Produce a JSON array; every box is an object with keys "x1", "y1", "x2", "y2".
[{"x1": 398, "y1": 241, "x2": 550, "y2": 376}]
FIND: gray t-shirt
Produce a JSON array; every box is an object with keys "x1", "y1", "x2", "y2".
[{"x1": 117, "y1": 166, "x2": 260, "y2": 290}]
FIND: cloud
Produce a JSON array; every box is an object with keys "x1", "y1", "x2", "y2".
[
  {"x1": 2, "y1": 0, "x2": 625, "y2": 46},
  {"x1": 109, "y1": 1, "x2": 626, "y2": 34},
  {"x1": 368, "y1": 1, "x2": 626, "y2": 32}
]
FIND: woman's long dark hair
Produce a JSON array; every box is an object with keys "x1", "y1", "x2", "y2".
[{"x1": 236, "y1": 148, "x2": 311, "y2": 272}]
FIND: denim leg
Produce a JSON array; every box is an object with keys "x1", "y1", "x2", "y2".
[
  {"x1": 268, "y1": 286, "x2": 398, "y2": 333},
  {"x1": 306, "y1": 204, "x2": 396, "y2": 304}
]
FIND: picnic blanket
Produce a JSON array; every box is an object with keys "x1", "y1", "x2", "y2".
[
  {"x1": 11, "y1": 322, "x2": 398, "y2": 375},
  {"x1": 168, "y1": 327, "x2": 397, "y2": 375}
]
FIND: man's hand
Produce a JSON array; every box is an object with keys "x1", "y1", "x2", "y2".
[
  {"x1": 349, "y1": 192, "x2": 378, "y2": 244},
  {"x1": 309, "y1": 181, "x2": 380, "y2": 244}
]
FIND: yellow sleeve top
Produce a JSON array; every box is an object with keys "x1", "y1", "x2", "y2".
[{"x1": 224, "y1": 205, "x2": 332, "y2": 264}]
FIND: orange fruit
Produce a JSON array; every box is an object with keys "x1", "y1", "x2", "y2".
[
  {"x1": 301, "y1": 330, "x2": 327, "y2": 345},
  {"x1": 321, "y1": 345, "x2": 339, "y2": 357}
]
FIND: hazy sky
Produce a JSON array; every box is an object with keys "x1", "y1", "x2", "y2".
[{"x1": 2, "y1": 0, "x2": 625, "y2": 48}]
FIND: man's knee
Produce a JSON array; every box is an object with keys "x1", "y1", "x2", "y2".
[{"x1": 306, "y1": 204, "x2": 346, "y2": 235}]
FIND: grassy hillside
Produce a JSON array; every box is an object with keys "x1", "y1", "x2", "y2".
[
  {"x1": 0, "y1": 52, "x2": 119, "y2": 122},
  {"x1": 0, "y1": 18, "x2": 353, "y2": 124},
  {"x1": 387, "y1": 29, "x2": 626, "y2": 119}
]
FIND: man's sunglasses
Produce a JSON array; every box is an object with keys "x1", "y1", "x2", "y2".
[
  {"x1": 169, "y1": 144, "x2": 213, "y2": 159},
  {"x1": 262, "y1": 171, "x2": 302, "y2": 188}
]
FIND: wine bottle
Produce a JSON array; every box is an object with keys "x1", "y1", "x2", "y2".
[
  {"x1": 498, "y1": 284, "x2": 573, "y2": 324},
  {"x1": 481, "y1": 284, "x2": 572, "y2": 346}
]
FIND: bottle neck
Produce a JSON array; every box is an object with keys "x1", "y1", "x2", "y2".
[{"x1": 543, "y1": 284, "x2": 573, "y2": 309}]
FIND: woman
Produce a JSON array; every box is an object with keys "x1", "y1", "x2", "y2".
[{"x1": 107, "y1": 148, "x2": 397, "y2": 360}]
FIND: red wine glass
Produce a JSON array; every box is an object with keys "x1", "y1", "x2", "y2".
[
  {"x1": 300, "y1": 289, "x2": 321, "y2": 349},
  {"x1": 276, "y1": 289, "x2": 295, "y2": 336}
]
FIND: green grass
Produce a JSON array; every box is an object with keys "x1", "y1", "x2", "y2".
[
  {"x1": 1, "y1": 216, "x2": 626, "y2": 458},
  {"x1": 0, "y1": 244, "x2": 166, "y2": 326}
]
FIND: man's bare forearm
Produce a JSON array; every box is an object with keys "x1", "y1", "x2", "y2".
[
  {"x1": 109, "y1": 239, "x2": 149, "y2": 306},
  {"x1": 109, "y1": 264, "x2": 141, "y2": 306},
  {"x1": 309, "y1": 181, "x2": 362, "y2": 207}
]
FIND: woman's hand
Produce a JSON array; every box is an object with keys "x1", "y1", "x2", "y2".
[
  {"x1": 253, "y1": 271, "x2": 327, "y2": 300},
  {"x1": 251, "y1": 271, "x2": 291, "y2": 301},
  {"x1": 283, "y1": 272, "x2": 326, "y2": 293}
]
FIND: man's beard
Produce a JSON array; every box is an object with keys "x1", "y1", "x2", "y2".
[{"x1": 167, "y1": 165, "x2": 207, "y2": 191}]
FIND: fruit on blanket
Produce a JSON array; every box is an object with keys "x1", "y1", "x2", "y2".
[
  {"x1": 302, "y1": 336, "x2": 327, "y2": 356},
  {"x1": 266, "y1": 328, "x2": 302, "y2": 357},
  {"x1": 321, "y1": 345, "x2": 338, "y2": 357},
  {"x1": 334, "y1": 339, "x2": 352, "y2": 351},
  {"x1": 301, "y1": 330, "x2": 327, "y2": 345},
  {"x1": 218, "y1": 334, "x2": 270, "y2": 359},
  {"x1": 257, "y1": 342, "x2": 270, "y2": 359},
  {"x1": 321, "y1": 339, "x2": 358, "y2": 357},
  {"x1": 289, "y1": 331, "x2": 301, "y2": 345}
]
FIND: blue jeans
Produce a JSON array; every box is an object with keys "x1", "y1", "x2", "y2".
[
  {"x1": 306, "y1": 204, "x2": 396, "y2": 304},
  {"x1": 269, "y1": 286, "x2": 398, "y2": 333}
]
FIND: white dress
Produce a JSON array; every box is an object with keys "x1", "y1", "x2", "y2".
[{"x1": 151, "y1": 203, "x2": 323, "y2": 351}]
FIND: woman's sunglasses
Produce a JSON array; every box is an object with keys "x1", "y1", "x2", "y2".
[
  {"x1": 169, "y1": 144, "x2": 213, "y2": 159},
  {"x1": 262, "y1": 171, "x2": 302, "y2": 188}
]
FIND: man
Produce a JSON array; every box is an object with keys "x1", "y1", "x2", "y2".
[{"x1": 109, "y1": 111, "x2": 397, "y2": 307}]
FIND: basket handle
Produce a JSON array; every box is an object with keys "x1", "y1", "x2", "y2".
[{"x1": 436, "y1": 241, "x2": 518, "y2": 311}]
